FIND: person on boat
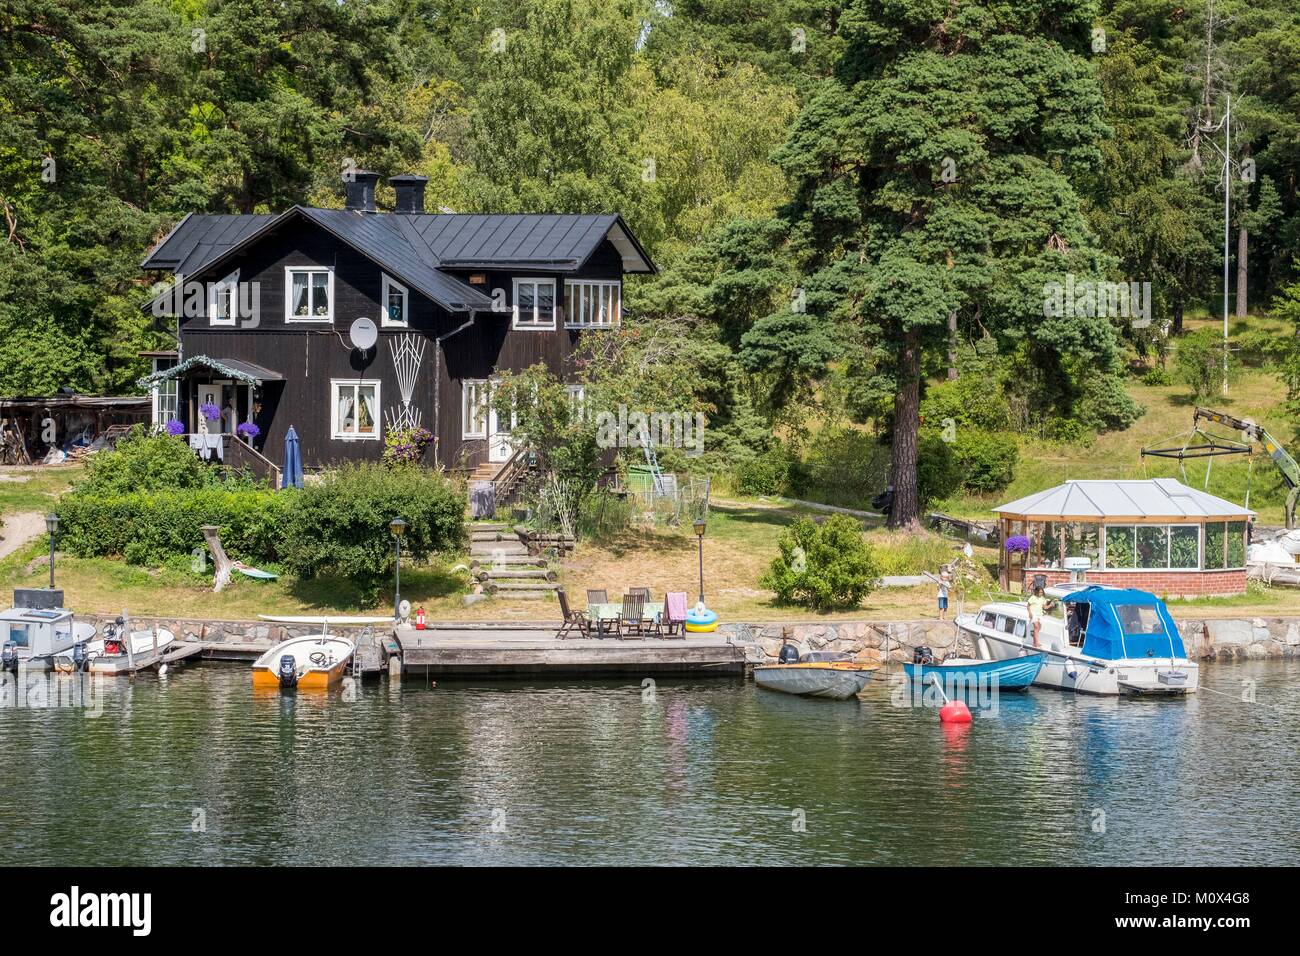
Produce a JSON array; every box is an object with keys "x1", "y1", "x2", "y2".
[
  {"x1": 936, "y1": 567, "x2": 952, "y2": 621},
  {"x1": 1026, "y1": 585, "x2": 1054, "y2": 648}
]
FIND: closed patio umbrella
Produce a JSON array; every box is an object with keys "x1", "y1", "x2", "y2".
[{"x1": 283, "y1": 425, "x2": 303, "y2": 489}]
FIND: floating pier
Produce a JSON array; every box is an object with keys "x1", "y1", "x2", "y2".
[{"x1": 393, "y1": 624, "x2": 747, "y2": 677}]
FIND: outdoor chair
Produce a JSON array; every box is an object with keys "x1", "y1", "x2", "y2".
[
  {"x1": 555, "y1": 588, "x2": 590, "y2": 640},
  {"x1": 629, "y1": 587, "x2": 651, "y2": 600},
  {"x1": 587, "y1": 589, "x2": 611, "y2": 636},
  {"x1": 662, "y1": 591, "x2": 688, "y2": 638},
  {"x1": 618, "y1": 593, "x2": 646, "y2": 639}
]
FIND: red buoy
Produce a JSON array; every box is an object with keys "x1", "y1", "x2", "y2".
[{"x1": 939, "y1": 700, "x2": 972, "y2": 724}]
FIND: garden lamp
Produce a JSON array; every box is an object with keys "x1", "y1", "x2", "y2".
[
  {"x1": 45, "y1": 513, "x2": 59, "y2": 590},
  {"x1": 693, "y1": 518, "x2": 706, "y2": 604},
  {"x1": 390, "y1": 518, "x2": 407, "y2": 623}
]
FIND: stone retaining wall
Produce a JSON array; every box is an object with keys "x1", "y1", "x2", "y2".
[
  {"x1": 721, "y1": 617, "x2": 1300, "y2": 664},
  {"x1": 78, "y1": 613, "x2": 372, "y2": 650}
]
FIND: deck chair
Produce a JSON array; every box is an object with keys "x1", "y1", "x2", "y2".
[
  {"x1": 587, "y1": 589, "x2": 611, "y2": 636},
  {"x1": 556, "y1": 588, "x2": 590, "y2": 640},
  {"x1": 618, "y1": 593, "x2": 645, "y2": 639},
  {"x1": 663, "y1": 591, "x2": 688, "y2": 638},
  {"x1": 629, "y1": 587, "x2": 651, "y2": 600}
]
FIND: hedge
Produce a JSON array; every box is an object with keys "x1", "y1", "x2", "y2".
[{"x1": 56, "y1": 489, "x2": 291, "y2": 567}]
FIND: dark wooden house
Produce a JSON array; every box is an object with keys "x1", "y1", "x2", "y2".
[{"x1": 139, "y1": 172, "x2": 654, "y2": 483}]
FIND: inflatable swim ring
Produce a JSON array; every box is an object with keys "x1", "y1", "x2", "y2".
[{"x1": 685, "y1": 604, "x2": 719, "y2": 633}]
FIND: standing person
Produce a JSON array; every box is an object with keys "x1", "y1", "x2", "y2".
[
  {"x1": 936, "y1": 567, "x2": 952, "y2": 621},
  {"x1": 1027, "y1": 584, "x2": 1053, "y2": 648}
]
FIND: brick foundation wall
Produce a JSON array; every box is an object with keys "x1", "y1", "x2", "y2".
[{"x1": 1020, "y1": 567, "x2": 1247, "y2": 598}]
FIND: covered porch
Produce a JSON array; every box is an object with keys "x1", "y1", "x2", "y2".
[{"x1": 138, "y1": 355, "x2": 285, "y2": 486}]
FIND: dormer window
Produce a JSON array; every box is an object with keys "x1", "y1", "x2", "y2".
[
  {"x1": 286, "y1": 266, "x2": 333, "y2": 323},
  {"x1": 513, "y1": 278, "x2": 556, "y2": 330},
  {"x1": 208, "y1": 270, "x2": 240, "y2": 326},
  {"x1": 381, "y1": 273, "x2": 408, "y2": 327}
]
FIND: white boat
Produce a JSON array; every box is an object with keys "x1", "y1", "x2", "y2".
[
  {"x1": 0, "y1": 606, "x2": 96, "y2": 672},
  {"x1": 53, "y1": 626, "x2": 177, "y2": 671},
  {"x1": 754, "y1": 652, "x2": 881, "y2": 700},
  {"x1": 957, "y1": 584, "x2": 1198, "y2": 696},
  {"x1": 252, "y1": 634, "x2": 355, "y2": 690}
]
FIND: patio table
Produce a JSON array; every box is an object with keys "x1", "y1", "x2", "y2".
[{"x1": 588, "y1": 602, "x2": 663, "y2": 635}]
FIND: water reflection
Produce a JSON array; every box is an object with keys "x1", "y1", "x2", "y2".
[{"x1": 0, "y1": 660, "x2": 1297, "y2": 865}]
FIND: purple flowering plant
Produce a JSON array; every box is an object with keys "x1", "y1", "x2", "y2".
[
  {"x1": 237, "y1": 421, "x2": 261, "y2": 440},
  {"x1": 1004, "y1": 535, "x2": 1031, "y2": 554},
  {"x1": 199, "y1": 402, "x2": 221, "y2": 421},
  {"x1": 164, "y1": 419, "x2": 185, "y2": 436}
]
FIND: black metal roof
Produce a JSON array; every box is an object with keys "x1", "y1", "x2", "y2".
[{"x1": 140, "y1": 207, "x2": 655, "y2": 314}]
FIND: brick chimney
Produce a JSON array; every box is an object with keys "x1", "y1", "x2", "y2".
[
  {"x1": 390, "y1": 174, "x2": 428, "y2": 214},
  {"x1": 343, "y1": 170, "x2": 380, "y2": 213}
]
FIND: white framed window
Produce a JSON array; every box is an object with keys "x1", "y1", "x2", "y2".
[
  {"x1": 566, "y1": 384, "x2": 586, "y2": 419},
  {"x1": 381, "y1": 273, "x2": 408, "y2": 327},
  {"x1": 463, "y1": 380, "x2": 489, "y2": 438},
  {"x1": 512, "y1": 277, "x2": 556, "y2": 329},
  {"x1": 208, "y1": 270, "x2": 240, "y2": 326},
  {"x1": 564, "y1": 280, "x2": 620, "y2": 328},
  {"x1": 286, "y1": 266, "x2": 333, "y2": 322},
  {"x1": 150, "y1": 358, "x2": 179, "y2": 426},
  {"x1": 330, "y1": 380, "x2": 380, "y2": 440}
]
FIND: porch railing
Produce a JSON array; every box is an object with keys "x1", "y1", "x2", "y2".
[{"x1": 185, "y1": 432, "x2": 282, "y2": 488}]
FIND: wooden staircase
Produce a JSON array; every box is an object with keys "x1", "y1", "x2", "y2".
[{"x1": 467, "y1": 522, "x2": 559, "y2": 600}]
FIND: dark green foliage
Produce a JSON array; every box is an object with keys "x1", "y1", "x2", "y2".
[
  {"x1": 920, "y1": 376, "x2": 1013, "y2": 433},
  {"x1": 1076, "y1": 370, "x2": 1146, "y2": 434},
  {"x1": 762, "y1": 515, "x2": 880, "y2": 610},
  {"x1": 793, "y1": 427, "x2": 889, "y2": 508},
  {"x1": 732, "y1": 445, "x2": 797, "y2": 497},
  {"x1": 74, "y1": 428, "x2": 240, "y2": 495},
  {"x1": 916, "y1": 433, "x2": 962, "y2": 505},
  {"x1": 57, "y1": 489, "x2": 290, "y2": 567},
  {"x1": 1174, "y1": 329, "x2": 1236, "y2": 400},
  {"x1": 950, "y1": 429, "x2": 1019, "y2": 494},
  {"x1": 279, "y1": 464, "x2": 465, "y2": 601}
]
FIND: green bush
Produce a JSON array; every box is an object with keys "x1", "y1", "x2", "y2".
[
  {"x1": 950, "y1": 428, "x2": 1019, "y2": 494},
  {"x1": 76, "y1": 427, "x2": 220, "y2": 495},
  {"x1": 1076, "y1": 372, "x2": 1144, "y2": 433},
  {"x1": 795, "y1": 426, "x2": 889, "y2": 507},
  {"x1": 920, "y1": 375, "x2": 1013, "y2": 432},
  {"x1": 56, "y1": 488, "x2": 291, "y2": 566},
  {"x1": 916, "y1": 431, "x2": 961, "y2": 504},
  {"x1": 280, "y1": 463, "x2": 465, "y2": 601},
  {"x1": 761, "y1": 514, "x2": 880, "y2": 611},
  {"x1": 1174, "y1": 329, "x2": 1236, "y2": 400},
  {"x1": 732, "y1": 445, "x2": 795, "y2": 497},
  {"x1": 1140, "y1": 366, "x2": 1173, "y2": 386}
]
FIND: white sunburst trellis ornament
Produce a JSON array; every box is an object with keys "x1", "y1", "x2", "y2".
[{"x1": 386, "y1": 334, "x2": 426, "y2": 430}]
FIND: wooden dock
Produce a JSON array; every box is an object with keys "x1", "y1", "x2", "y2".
[
  {"x1": 393, "y1": 625, "x2": 748, "y2": 676},
  {"x1": 83, "y1": 640, "x2": 206, "y2": 676}
]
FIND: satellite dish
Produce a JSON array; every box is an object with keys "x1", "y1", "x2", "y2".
[{"x1": 349, "y1": 317, "x2": 378, "y2": 351}]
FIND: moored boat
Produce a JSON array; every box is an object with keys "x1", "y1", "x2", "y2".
[
  {"x1": 957, "y1": 584, "x2": 1198, "y2": 696},
  {"x1": 52, "y1": 622, "x2": 176, "y2": 672},
  {"x1": 252, "y1": 634, "x2": 355, "y2": 690},
  {"x1": 903, "y1": 652, "x2": 1044, "y2": 694},
  {"x1": 754, "y1": 651, "x2": 880, "y2": 700}
]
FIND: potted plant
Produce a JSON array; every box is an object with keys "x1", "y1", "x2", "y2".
[
  {"x1": 198, "y1": 401, "x2": 221, "y2": 435},
  {"x1": 164, "y1": 419, "x2": 185, "y2": 437},
  {"x1": 236, "y1": 421, "x2": 260, "y2": 446}
]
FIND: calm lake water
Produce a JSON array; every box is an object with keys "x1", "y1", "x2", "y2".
[{"x1": 2, "y1": 659, "x2": 1297, "y2": 866}]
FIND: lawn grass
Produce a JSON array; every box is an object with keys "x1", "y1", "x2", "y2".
[{"x1": 0, "y1": 464, "x2": 83, "y2": 518}]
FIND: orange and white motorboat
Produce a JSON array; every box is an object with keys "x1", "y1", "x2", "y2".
[{"x1": 252, "y1": 634, "x2": 355, "y2": 690}]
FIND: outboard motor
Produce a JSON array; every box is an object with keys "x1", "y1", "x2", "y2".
[
  {"x1": 103, "y1": 621, "x2": 124, "y2": 656},
  {"x1": 1, "y1": 641, "x2": 17, "y2": 673},
  {"x1": 72, "y1": 641, "x2": 88, "y2": 672},
  {"x1": 913, "y1": 645, "x2": 935, "y2": 665},
  {"x1": 278, "y1": 655, "x2": 299, "y2": 688},
  {"x1": 778, "y1": 642, "x2": 800, "y2": 664}
]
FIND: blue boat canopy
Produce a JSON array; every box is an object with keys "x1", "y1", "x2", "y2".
[{"x1": 1060, "y1": 587, "x2": 1186, "y2": 660}]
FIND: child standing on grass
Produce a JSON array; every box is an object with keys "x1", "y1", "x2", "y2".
[{"x1": 936, "y1": 567, "x2": 952, "y2": 621}]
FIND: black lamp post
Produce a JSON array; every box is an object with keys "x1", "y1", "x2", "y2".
[
  {"x1": 693, "y1": 518, "x2": 706, "y2": 604},
  {"x1": 45, "y1": 513, "x2": 59, "y2": 590},
  {"x1": 390, "y1": 517, "x2": 407, "y2": 622}
]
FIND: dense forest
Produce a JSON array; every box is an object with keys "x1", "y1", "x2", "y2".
[{"x1": 3, "y1": 0, "x2": 1300, "y2": 528}]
